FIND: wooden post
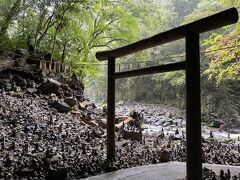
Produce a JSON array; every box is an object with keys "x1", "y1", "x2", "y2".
[
  {"x1": 53, "y1": 63, "x2": 56, "y2": 72},
  {"x1": 48, "y1": 62, "x2": 51, "y2": 72},
  {"x1": 39, "y1": 61, "x2": 42, "y2": 69},
  {"x1": 67, "y1": 65, "x2": 70, "y2": 73},
  {"x1": 66, "y1": 65, "x2": 69, "y2": 73},
  {"x1": 63, "y1": 64, "x2": 66, "y2": 73},
  {"x1": 185, "y1": 32, "x2": 202, "y2": 180},
  {"x1": 58, "y1": 63, "x2": 62, "y2": 73},
  {"x1": 44, "y1": 61, "x2": 47, "y2": 70},
  {"x1": 107, "y1": 57, "x2": 116, "y2": 161}
]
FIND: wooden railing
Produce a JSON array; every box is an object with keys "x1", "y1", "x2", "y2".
[
  {"x1": 39, "y1": 61, "x2": 72, "y2": 73},
  {"x1": 96, "y1": 8, "x2": 238, "y2": 180},
  {"x1": 115, "y1": 60, "x2": 164, "y2": 72}
]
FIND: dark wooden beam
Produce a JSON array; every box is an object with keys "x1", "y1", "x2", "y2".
[{"x1": 96, "y1": 8, "x2": 238, "y2": 61}]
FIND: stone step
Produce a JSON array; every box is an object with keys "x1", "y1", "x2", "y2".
[{"x1": 86, "y1": 162, "x2": 240, "y2": 180}]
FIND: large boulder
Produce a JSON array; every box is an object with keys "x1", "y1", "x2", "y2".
[
  {"x1": 40, "y1": 78, "x2": 61, "y2": 94},
  {"x1": 15, "y1": 49, "x2": 29, "y2": 59},
  {"x1": 51, "y1": 101, "x2": 71, "y2": 113},
  {"x1": 212, "y1": 120, "x2": 223, "y2": 128},
  {"x1": 121, "y1": 130, "x2": 142, "y2": 142},
  {"x1": 47, "y1": 167, "x2": 67, "y2": 180},
  {"x1": 64, "y1": 97, "x2": 77, "y2": 107},
  {"x1": 65, "y1": 78, "x2": 84, "y2": 92},
  {"x1": 27, "y1": 88, "x2": 38, "y2": 94},
  {"x1": 60, "y1": 83, "x2": 72, "y2": 97},
  {"x1": 17, "y1": 167, "x2": 34, "y2": 177},
  {"x1": 15, "y1": 58, "x2": 27, "y2": 67},
  {"x1": 79, "y1": 100, "x2": 91, "y2": 109}
]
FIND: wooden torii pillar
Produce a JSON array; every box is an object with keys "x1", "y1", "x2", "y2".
[{"x1": 96, "y1": 8, "x2": 238, "y2": 180}]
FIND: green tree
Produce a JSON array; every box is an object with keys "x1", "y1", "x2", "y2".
[{"x1": 0, "y1": 0, "x2": 22, "y2": 46}]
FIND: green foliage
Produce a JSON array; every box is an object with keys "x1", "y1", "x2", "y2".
[
  {"x1": 163, "y1": 71, "x2": 185, "y2": 87},
  {"x1": 195, "y1": 0, "x2": 240, "y2": 85},
  {"x1": 0, "y1": 0, "x2": 140, "y2": 78},
  {"x1": 87, "y1": 0, "x2": 239, "y2": 117},
  {"x1": 203, "y1": 28, "x2": 240, "y2": 85},
  {"x1": 183, "y1": 0, "x2": 223, "y2": 23}
]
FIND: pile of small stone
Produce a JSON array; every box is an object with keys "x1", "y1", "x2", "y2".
[
  {"x1": 202, "y1": 168, "x2": 240, "y2": 180},
  {"x1": 167, "y1": 138, "x2": 240, "y2": 166},
  {"x1": 202, "y1": 140, "x2": 240, "y2": 166},
  {"x1": 0, "y1": 91, "x2": 175, "y2": 179},
  {"x1": 181, "y1": 168, "x2": 240, "y2": 179},
  {"x1": 0, "y1": 91, "x2": 240, "y2": 179},
  {"x1": 0, "y1": 68, "x2": 240, "y2": 179},
  {"x1": 0, "y1": 92, "x2": 105, "y2": 179}
]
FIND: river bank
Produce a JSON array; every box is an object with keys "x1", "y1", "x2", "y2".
[{"x1": 115, "y1": 102, "x2": 240, "y2": 142}]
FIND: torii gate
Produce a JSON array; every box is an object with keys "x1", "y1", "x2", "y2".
[{"x1": 96, "y1": 8, "x2": 238, "y2": 180}]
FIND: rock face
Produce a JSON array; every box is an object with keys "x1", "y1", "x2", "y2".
[{"x1": 0, "y1": 62, "x2": 85, "y2": 113}]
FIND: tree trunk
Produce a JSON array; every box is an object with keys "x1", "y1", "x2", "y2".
[
  {"x1": 34, "y1": 8, "x2": 47, "y2": 54},
  {"x1": 0, "y1": 0, "x2": 21, "y2": 42},
  {"x1": 50, "y1": 25, "x2": 60, "y2": 64},
  {"x1": 61, "y1": 43, "x2": 67, "y2": 64}
]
